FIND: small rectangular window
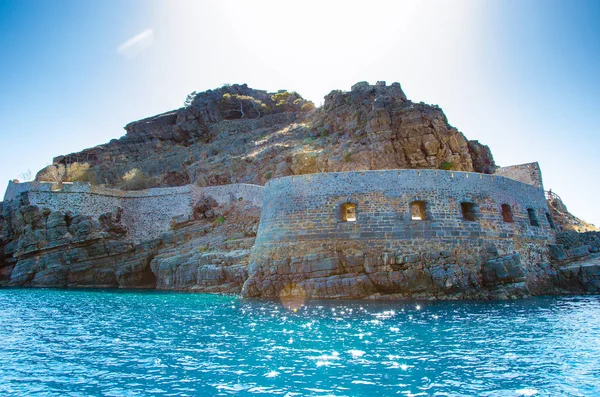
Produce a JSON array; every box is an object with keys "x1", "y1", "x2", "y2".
[
  {"x1": 501, "y1": 204, "x2": 513, "y2": 223},
  {"x1": 528, "y1": 208, "x2": 539, "y2": 227},
  {"x1": 411, "y1": 201, "x2": 427, "y2": 220},
  {"x1": 461, "y1": 202, "x2": 476, "y2": 221},
  {"x1": 341, "y1": 203, "x2": 356, "y2": 222}
]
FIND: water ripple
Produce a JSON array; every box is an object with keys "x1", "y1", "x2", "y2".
[{"x1": 0, "y1": 290, "x2": 599, "y2": 396}]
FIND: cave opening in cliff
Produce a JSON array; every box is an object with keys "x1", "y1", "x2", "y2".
[
  {"x1": 411, "y1": 201, "x2": 427, "y2": 220},
  {"x1": 546, "y1": 212, "x2": 556, "y2": 229},
  {"x1": 341, "y1": 203, "x2": 356, "y2": 222},
  {"x1": 501, "y1": 204, "x2": 513, "y2": 222},
  {"x1": 461, "y1": 202, "x2": 476, "y2": 221},
  {"x1": 528, "y1": 208, "x2": 539, "y2": 227}
]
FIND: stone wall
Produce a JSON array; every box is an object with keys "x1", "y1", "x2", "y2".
[
  {"x1": 200, "y1": 184, "x2": 264, "y2": 207},
  {"x1": 244, "y1": 169, "x2": 556, "y2": 299},
  {"x1": 3, "y1": 181, "x2": 263, "y2": 243},
  {"x1": 3, "y1": 180, "x2": 33, "y2": 202},
  {"x1": 494, "y1": 162, "x2": 544, "y2": 189}
]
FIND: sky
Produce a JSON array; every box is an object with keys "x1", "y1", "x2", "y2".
[{"x1": 0, "y1": 0, "x2": 599, "y2": 226}]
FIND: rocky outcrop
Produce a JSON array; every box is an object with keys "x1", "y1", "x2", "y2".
[
  {"x1": 547, "y1": 191, "x2": 599, "y2": 232},
  {"x1": 43, "y1": 81, "x2": 495, "y2": 189},
  {"x1": 241, "y1": 242, "x2": 535, "y2": 300},
  {"x1": 0, "y1": 194, "x2": 260, "y2": 293}
]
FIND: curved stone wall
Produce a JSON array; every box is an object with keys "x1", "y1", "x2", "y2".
[{"x1": 243, "y1": 169, "x2": 556, "y2": 300}]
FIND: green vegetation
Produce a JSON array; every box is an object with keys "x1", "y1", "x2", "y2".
[
  {"x1": 440, "y1": 161, "x2": 455, "y2": 170},
  {"x1": 66, "y1": 162, "x2": 97, "y2": 184},
  {"x1": 215, "y1": 216, "x2": 226, "y2": 225},
  {"x1": 271, "y1": 90, "x2": 302, "y2": 110},
  {"x1": 344, "y1": 152, "x2": 353, "y2": 163},
  {"x1": 302, "y1": 137, "x2": 314, "y2": 145},
  {"x1": 222, "y1": 93, "x2": 270, "y2": 117},
  {"x1": 301, "y1": 102, "x2": 316, "y2": 112},
  {"x1": 184, "y1": 91, "x2": 197, "y2": 106},
  {"x1": 119, "y1": 168, "x2": 157, "y2": 190},
  {"x1": 264, "y1": 170, "x2": 273, "y2": 180}
]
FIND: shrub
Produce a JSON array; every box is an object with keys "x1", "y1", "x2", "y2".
[
  {"x1": 65, "y1": 162, "x2": 97, "y2": 184},
  {"x1": 214, "y1": 216, "x2": 225, "y2": 225},
  {"x1": 119, "y1": 168, "x2": 157, "y2": 190},
  {"x1": 184, "y1": 91, "x2": 197, "y2": 106},
  {"x1": 19, "y1": 169, "x2": 33, "y2": 182},
  {"x1": 344, "y1": 152, "x2": 353, "y2": 162},
  {"x1": 271, "y1": 90, "x2": 303, "y2": 108},
  {"x1": 440, "y1": 161, "x2": 454, "y2": 170},
  {"x1": 301, "y1": 102, "x2": 316, "y2": 112},
  {"x1": 264, "y1": 170, "x2": 273, "y2": 180}
]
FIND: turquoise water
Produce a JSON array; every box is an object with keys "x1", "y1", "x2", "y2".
[{"x1": 0, "y1": 290, "x2": 599, "y2": 397}]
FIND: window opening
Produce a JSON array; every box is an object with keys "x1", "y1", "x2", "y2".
[
  {"x1": 528, "y1": 208, "x2": 539, "y2": 227},
  {"x1": 411, "y1": 201, "x2": 427, "y2": 220},
  {"x1": 501, "y1": 204, "x2": 513, "y2": 223},
  {"x1": 461, "y1": 202, "x2": 476, "y2": 221},
  {"x1": 340, "y1": 203, "x2": 356, "y2": 222}
]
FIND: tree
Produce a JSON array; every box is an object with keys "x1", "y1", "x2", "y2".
[
  {"x1": 19, "y1": 169, "x2": 33, "y2": 182},
  {"x1": 184, "y1": 91, "x2": 197, "y2": 107}
]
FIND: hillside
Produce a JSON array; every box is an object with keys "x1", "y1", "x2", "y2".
[{"x1": 39, "y1": 81, "x2": 496, "y2": 189}]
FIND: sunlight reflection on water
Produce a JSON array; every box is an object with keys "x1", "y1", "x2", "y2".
[{"x1": 0, "y1": 290, "x2": 599, "y2": 396}]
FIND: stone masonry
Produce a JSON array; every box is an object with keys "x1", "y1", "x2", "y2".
[
  {"x1": 5, "y1": 164, "x2": 597, "y2": 300},
  {"x1": 243, "y1": 168, "x2": 556, "y2": 299},
  {"x1": 4, "y1": 180, "x2": 263, "y2": 243}
]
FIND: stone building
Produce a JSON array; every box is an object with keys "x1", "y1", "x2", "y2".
[
  {"x1": 243, "y1": 164, "x2": 556, "y2": 300},
  {"x1": 2, "y1": 161, "x2": 561, "y2": 299}
]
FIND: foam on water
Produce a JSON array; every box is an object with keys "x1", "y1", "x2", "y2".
[{"x1": 0, "y1": 289, "x2": 599, "y2": 396}]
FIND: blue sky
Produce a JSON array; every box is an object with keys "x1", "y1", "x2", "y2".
[{"x1": 1, "y1": 0, "x2": 599, "y2": 226}]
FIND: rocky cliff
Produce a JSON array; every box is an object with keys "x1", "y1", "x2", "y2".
[
  {"x1": 41, "y1": 81, "x2": 495, "y2": 188},
  {"x1": 0, "y1": 193, "x2": 259, "y2": 292},
  {"x1": 2, "y1": 81, "x2": 598, "y2": 298}
]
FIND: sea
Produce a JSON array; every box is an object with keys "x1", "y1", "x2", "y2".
[{"x1": 0, "y1": 289, "x2": 599, "y2": 396}]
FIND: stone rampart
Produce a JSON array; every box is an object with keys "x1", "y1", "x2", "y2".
[
  {"x1": 494, "y1": 162, "x2": 544, "y2": 189},
  {"x1": 200, "y1": 184, "x2": 264, "y2": 207},
  {"x1": 244, "y1": 169, "x2": 556, "y2": 299},
  {"x1": 4, "y1": 181, "x2": 263, "y2": 243}
]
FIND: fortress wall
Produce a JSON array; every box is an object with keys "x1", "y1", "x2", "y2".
[
  {"x1": 199, "y1": 184, "x2": 264, "y2": 207},
  {"x1": 27, "y1": 186, "x2": 124, "y2": 221},
  {"x1": 120, "y1": 191, "x2": 194, "y2": 242},
  {"x1": 3, "y1": 180, "x2": 37, "y2": 202},
  {"x1": 245, "y1": 169, "x2": 556, "y2": 299},
  {"x1": 494, "y1": 162, "x2": 544, "y2": 189},
  {"x1": 256, "y1": 169, "x2": 553, "y2": 245},
  {"x1": 9, "y1": 181, "x2": 263, "y2": 243}
]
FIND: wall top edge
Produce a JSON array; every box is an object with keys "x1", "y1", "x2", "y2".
[
  {"x1": 264, "y1": 168, "x2": 543, "y2": 190},
  {"x1": 3, "y1": 181, "x2": 264, "y2": 201}
]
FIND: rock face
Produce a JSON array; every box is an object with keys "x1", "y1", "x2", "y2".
[
  {"x1": 0, "y1": 193, "x2": 260, "y2": 293},
  {"x1": 2, "y1": 81, "x2": 598, "y2": 299},
  {"x1": 547, "y1": 191, "x2": 599, "y2": 232},
  {"x1": 44, "y1": 81, "x2": 495, "y2": 190}
]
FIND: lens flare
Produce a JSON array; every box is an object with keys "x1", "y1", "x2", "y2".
[{"x1": 279, "y1": 283, "x2": 306, "y2": 311}]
